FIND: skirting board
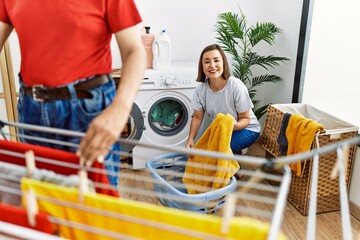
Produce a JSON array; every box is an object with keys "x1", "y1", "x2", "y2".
[{"x1": 350, "y1": 200, "x2": 360, "y2": 221}]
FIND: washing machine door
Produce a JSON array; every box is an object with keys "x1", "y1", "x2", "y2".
[
  {"x1": 121, "y1": 103, "x2": 144, "y2": 153},
  {"x1": 147, "y1": 96, "x2": 189, "y2": 138},
  {"x1": 132, "y1": 89, "x2": 194, "y2": 169}
]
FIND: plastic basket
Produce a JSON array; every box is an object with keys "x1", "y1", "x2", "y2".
[{"x1": 145, "y1": 153, "x2": 237, "y2": 214}]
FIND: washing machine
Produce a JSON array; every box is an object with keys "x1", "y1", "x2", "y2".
[{"x1": 130, "y1": 61, "x2": 198, "y2": 169}]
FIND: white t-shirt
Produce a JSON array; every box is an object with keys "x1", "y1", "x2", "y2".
[{"x1": 191, "y1": 76, "x2": 261, "y2": 132}]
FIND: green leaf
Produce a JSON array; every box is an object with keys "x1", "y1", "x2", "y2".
[
  {"x1": 248, "y1": 22, "x2": 282, "y2": 46},
  {"x1": 254, "y1": 104, "x2": 269, "y2": 119},
  {"x1": 216, "y1": 12, "x2": 246, "y2": 39},
  {"x1": 249, "y1": 90, "x2": 257, "y2": 100},
  {"x1": 250, "y1": 75, "x2": 283, "y2": 89},
  {"x1": 246, "y1": 53, "x2": 289, "y2": 70}
]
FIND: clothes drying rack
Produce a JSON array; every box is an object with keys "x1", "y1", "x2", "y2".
[{"x1": 0, "y1": 120, "x2": 358, "y2": 240}]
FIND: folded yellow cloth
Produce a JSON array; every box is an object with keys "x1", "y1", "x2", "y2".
[
  {"x1": 21, "y1": 178, "x2": 286, "y2": 240},
  {"x1": 286, "y1": 114, "x2": 325, "y2": 176},
  {"x1": 183, "y1": 113, "x2": 240, "y2": 194}
]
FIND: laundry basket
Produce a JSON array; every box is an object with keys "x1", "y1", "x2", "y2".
[
  {"x1": 259, "y1": 103, "x2": 359, "y2": 215},
  {"x1": 146, "y1": 153, "x2": 237, "y2": 214}
]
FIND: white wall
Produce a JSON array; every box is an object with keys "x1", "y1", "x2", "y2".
[
  {"x1": 5, "y1": 0, "x2": 305, "y2": 132},
  {"x1": 300, "y1": 0, "x2": 360, "y2": 209},
  {"x1": 301, "y1": 1, "x2": 360, "y2": 128},
  {"x1": 6, "y1": 1, "x2": 303, "y2": 117},
  {"x1": 119, "y1": 0, "x2": 303, "y2": 114}
]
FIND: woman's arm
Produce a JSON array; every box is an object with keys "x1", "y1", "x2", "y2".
[
  {"x1": 233, "y1": 111, "x2": 250, "y2": 131},
  {"x1": 186, "y1": 110, "x2": 204, "y2": 149}
]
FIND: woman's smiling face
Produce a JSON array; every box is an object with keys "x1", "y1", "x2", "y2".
[{"x1": 202, "y1": 49, "x2": 224, "y2": 81}]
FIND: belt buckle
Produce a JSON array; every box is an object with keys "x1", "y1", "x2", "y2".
[{"x1": 32, "y1": 84, "x2": 45, "y2": 102}]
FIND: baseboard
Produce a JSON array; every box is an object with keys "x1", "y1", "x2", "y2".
[{"x1": 350, "y1": 200, "x2": 360, "y2": 221}]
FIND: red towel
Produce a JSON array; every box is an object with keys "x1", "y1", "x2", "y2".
[
  {"x1": 0, "y1": 203, "x2": 54, "y2": 234},
  {"x1": 0, "y1": 140, "x2": 119, "y2": 197}
]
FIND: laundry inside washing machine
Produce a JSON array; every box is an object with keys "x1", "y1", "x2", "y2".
[
  {"x1": 149, "y1": 98, "x2": 187, "y2": 135},
  {"x1": 151, "y1": 100, "x2": 181, "y2": 127}
]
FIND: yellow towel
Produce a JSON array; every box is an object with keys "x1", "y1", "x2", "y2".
[
  {"x1": 21, "y1": 178, "x2": 286, "y2": 240},
  {"x1": 183, "y1": 113, "x2": 240, "y2": 194},
  {"x1": 286, "y1": 114, "x2": 325, "y2": 176}
]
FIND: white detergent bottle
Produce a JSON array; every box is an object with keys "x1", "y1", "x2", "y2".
[{"x1": 152, "y1": 29, "x2": 171, "y2": 69}]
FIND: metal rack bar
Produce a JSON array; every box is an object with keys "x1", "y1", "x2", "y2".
[{"x1": 1, "y1": 119, "x2": 359, "y2": 239}]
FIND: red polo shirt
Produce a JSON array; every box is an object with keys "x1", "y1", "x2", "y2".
[{"x1": 0, "y1": 0, "x2": 142, "y2": 87}]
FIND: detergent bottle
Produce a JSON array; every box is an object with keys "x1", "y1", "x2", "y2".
[
  {"x1": 152, "y1": 29, "x2": 171, "y2": 69},
  {"x1": 141, "y1": 26, "x2": 155, "y2": 69}
]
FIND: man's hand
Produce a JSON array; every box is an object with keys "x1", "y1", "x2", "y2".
[{"x1": 76, "y1": 104, "x2": 126, "y2": 167}]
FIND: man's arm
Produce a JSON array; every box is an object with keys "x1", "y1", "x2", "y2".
[
  {"x1": 0, "y1": 21, "x2": 13, "y2": 51},
  {"x1": 78, "y1": 25, "x2": 145, "y2": 166}
]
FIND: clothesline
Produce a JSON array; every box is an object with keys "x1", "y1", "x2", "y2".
[
  {"x1": 0, "y1": 221, "x2": 65, "y2": 240},
  {"x1": 0, "y1": 147, "x2": 255, "y2": 195},
  {"x1": 0, "y1": 120, "x2": 359, "y2": 240},
  {"x1": 0, "y1": 148, "x2": 291, "y2": 239},
  {"x1": 0, "y1": 156, "x2": 283, "y2": 216},
  {"x1": 2, "y1": 119, "x2": 359, "y2": 170},
  {"x1": 0, "y1": 176, "x2": 286, "y2": 240}
]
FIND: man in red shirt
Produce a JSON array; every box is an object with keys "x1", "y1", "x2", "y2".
[{"x1": 0, "y1": 0, "x2": 145, "y2": 186}]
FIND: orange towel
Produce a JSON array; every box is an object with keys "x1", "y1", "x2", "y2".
[
  {"x1": 286, "y1": 114, "x2": 325, "y2": 176},
  {"x1": 183, "y1": 113, "x2": 240, "y2": 194}
]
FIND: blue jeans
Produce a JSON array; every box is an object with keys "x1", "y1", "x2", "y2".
[
  {"x1": 17, "y1": 76, "x2": 120, "y2": 186},
  {"x1": 230, "y1": 129, "x2": 260, "y2": 153}
]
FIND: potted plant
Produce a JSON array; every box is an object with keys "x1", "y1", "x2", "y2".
[{"x1": 215, "y1": 10, "x2": 289, "y2": 119}]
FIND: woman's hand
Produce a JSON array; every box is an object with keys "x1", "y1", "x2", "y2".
[
  {"x1": 233, "y1": 111, "x2": 251, "y2": 131},
  {"x1": 185, "y1": 139, "x2": 194, "y2": 149},
  {"x1": 233, "y1": 120, "x2": 238, "y2": 130},
  {"x1": 186, "y1": 139, "x2": 195, "y2": 159}
]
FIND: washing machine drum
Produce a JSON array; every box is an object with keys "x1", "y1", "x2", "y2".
[{"x1": 148, "y1": 98, "x2": 188, "y2": 136}]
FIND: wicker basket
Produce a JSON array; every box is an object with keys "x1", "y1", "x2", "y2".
[{"x1": 259, "y1": 104, "x2": 358, "y2": 215}]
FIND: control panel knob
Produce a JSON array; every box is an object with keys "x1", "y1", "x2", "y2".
[{"x1": 164, "y1": 77, "x2": 173, "y2": 86}]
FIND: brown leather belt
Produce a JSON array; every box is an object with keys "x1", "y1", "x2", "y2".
[{"x1": 21, "y1": 74, "x2": 110, "y2": 102}]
